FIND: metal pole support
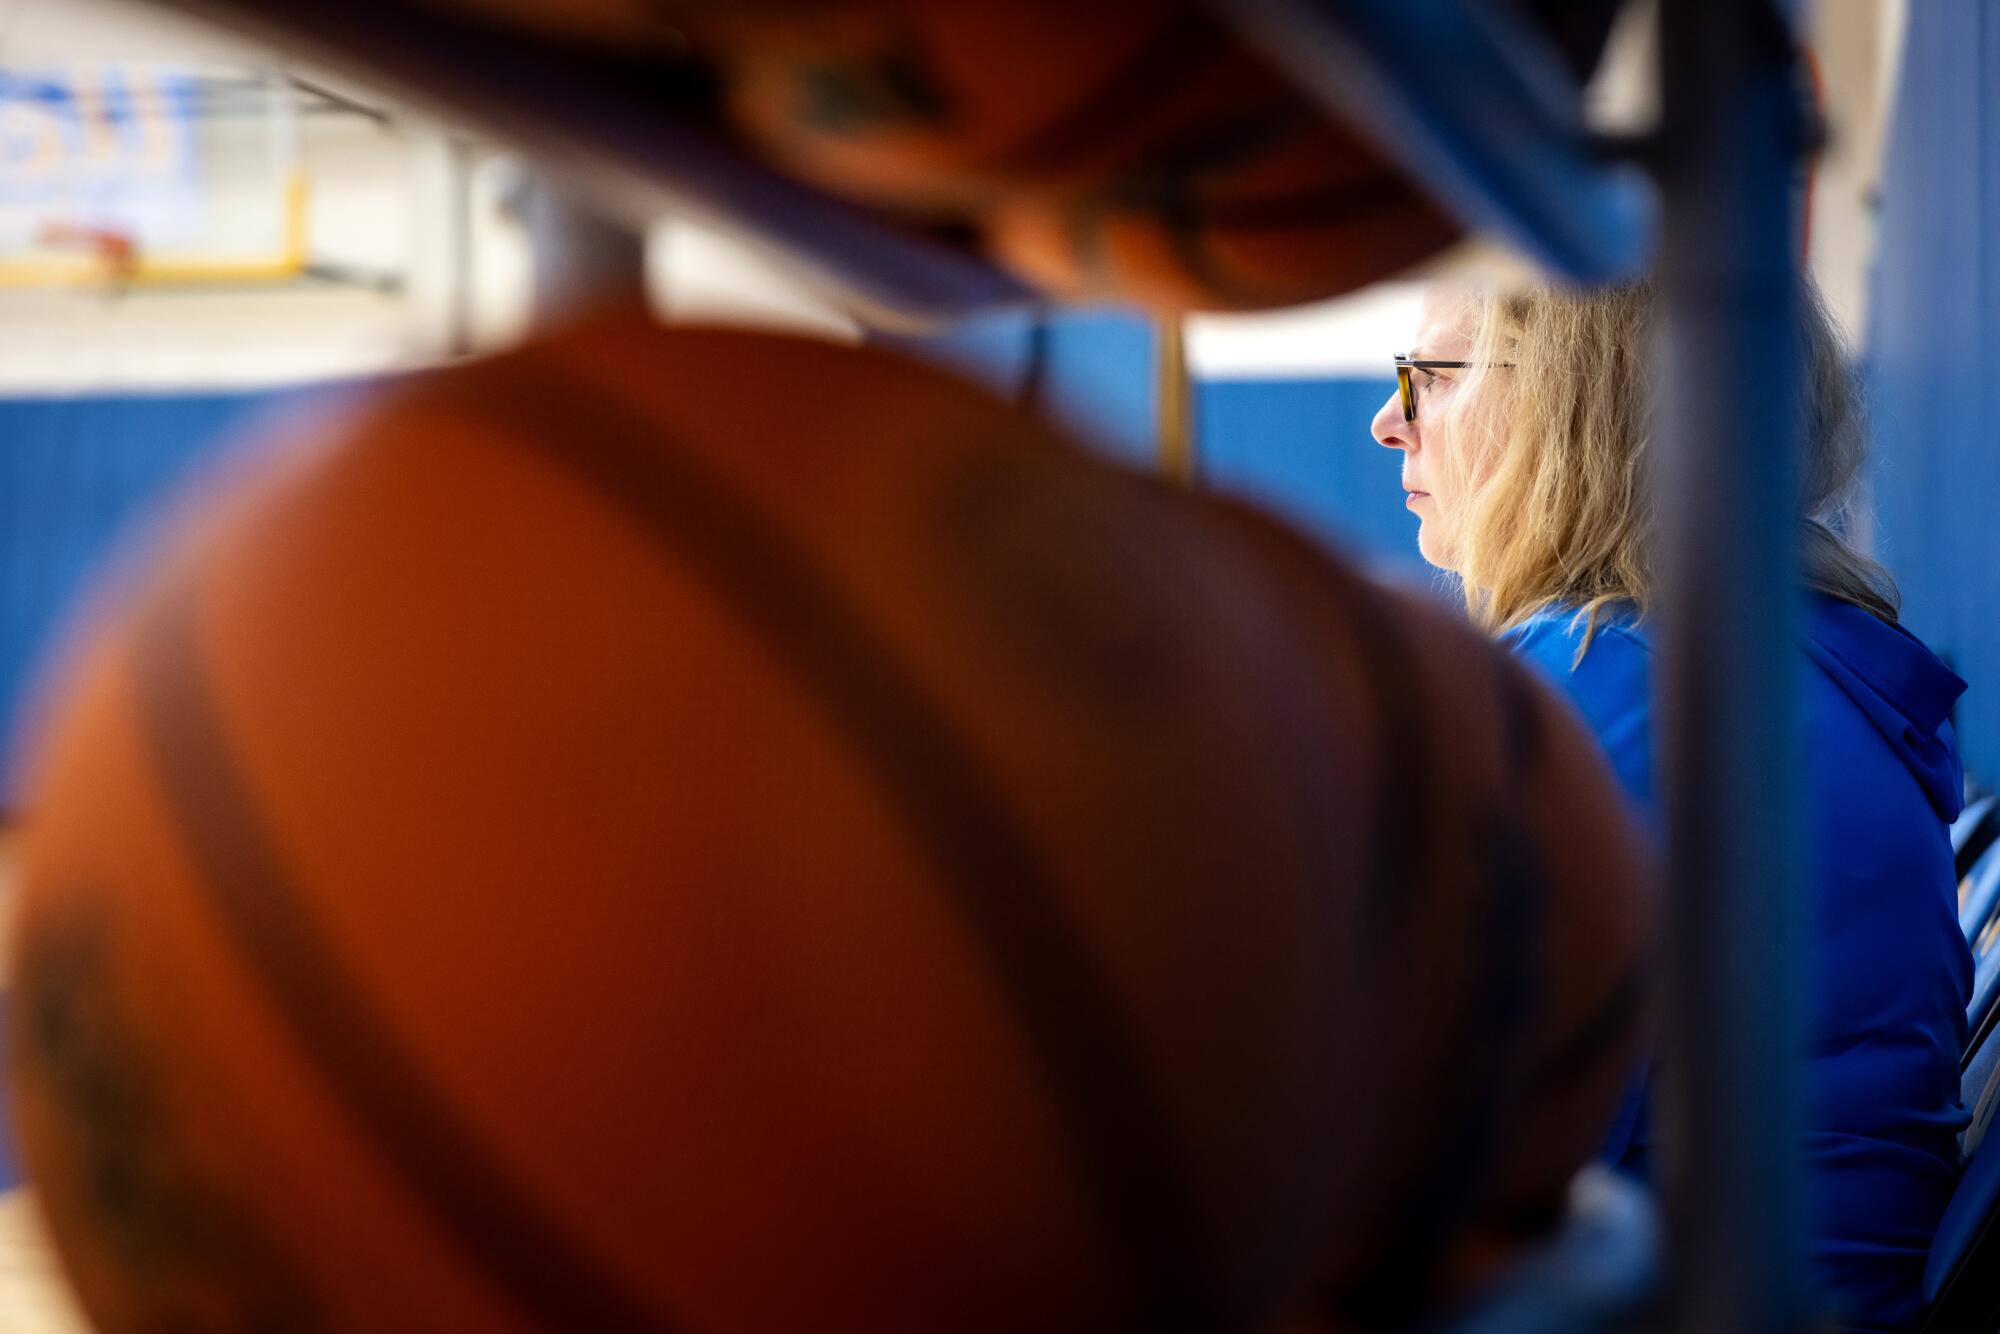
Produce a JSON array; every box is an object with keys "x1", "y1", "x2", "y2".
[
  {"x1": 1653, "y1": 2, "x2": 1811, "y2": 1330},
  {"x1": 515, "y1": 169, "x2": 649, "y2": 328}
]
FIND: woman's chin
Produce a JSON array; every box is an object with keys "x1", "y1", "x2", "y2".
[{"x1": 1415, "y1": 522, "x2": 1454, "y2": 570}]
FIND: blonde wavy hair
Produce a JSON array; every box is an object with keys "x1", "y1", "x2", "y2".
[{"x1": 1427, "y1": 274, "x2": 1897, "y2": 643}]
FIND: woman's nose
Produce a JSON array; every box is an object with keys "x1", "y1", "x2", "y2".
[{"x1": 1371, "y1": 391, "x2": 1414, "y2": 452}]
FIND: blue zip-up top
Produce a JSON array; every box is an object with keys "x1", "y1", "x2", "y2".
[{"x1": 1505, "y1": 597, "x2": 1972, "y2": 1334}]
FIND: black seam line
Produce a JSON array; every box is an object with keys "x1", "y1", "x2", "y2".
[
  {"x1": 1526, "y1": 957, "x2": 1651, "y2": 1097},
  {"x1": 1337, "y1": 660, "x2": 1550, "y2": 1328},
  {"x1": 1497, "y1": 657, "x2": 1548, "y2": 776},
  {"x1": 1161, "y1": 197, "x2": 1254, "y2": 308},
  {"x1": 1502, "y1": 670, "x2": 1650, "y2": 1098},
  {"x1": 1342, "y1": 817, "x2": 1548, "y2": 1327},
  {"x1": 133, "y1": 583, "x2": 687, "y2": 1334},
  {"x1": 1108, "y1": 100, "x2": 1313, "y2": 199},
  {"x1": 454, "y1": 359, "x2": 1226, "y2": 1332},
  {"x1": 1309, "y1": 572, "x2": 1437, "y2": 943},
  {"x1": 1169, "y1": 173, "x2": 1419, "y2": 231},
  {"x1": 977, "y1": 6, "x2": 1229, "y2": 180},
  {"x1": 1064, "y1": 191, "x2": 1117, "y2": 290},
  {"x1": 1141, "y1": 171, "x2": 1416, "y2": 310}
]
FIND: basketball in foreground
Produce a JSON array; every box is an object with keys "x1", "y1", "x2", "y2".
[{"x1": 8, "y1": 313, "x2": 1651, "y2": 1331}]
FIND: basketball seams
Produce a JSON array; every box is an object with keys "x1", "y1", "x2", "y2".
[
  {"x1": 721, "y1": 2, "x2": 1463, "y2": 309},
  {"x1": 1178, "y1": 500, "x2": 1438, "y2": 945},
  {"x1": 11, "y1": 902, "x2": 328, "y2": 1332},
  {"x1": 1201, "y1": 551, "x2": 1493, "y2": 1302},
  {"x1": 1306, "y1": 574, "x2": 1444, "y2": 944},
  {"x1": 441, "y1": 349, "x2": 1232, "y2": 1330},
  {"x1": 1498, "y1": 677, "x2": 1653, "y2": 1119},
  {"x1": 131, "y1": 578, "x2": 689, "y2": 1334},
  {"x1": 1333, "y1": 651, "x2": 1554, "y2": 1325},
  {"x1": 1526, "y1": 955, "x2": 1651, "y2": 1098},
  {"x1": 62, "y1": 315, "x2": 1652, "y2": 1332},
  {"x1": 909, "y1": 3, "x2": 1225, "y2": 185},
  {"x1": 1190, "y1": 512, "x2": 1527, "y2": 1321},
  {"x1": 1150, "y1": 504, "x2": 1432, "y2": 1293},
  {"x1": 1509, "y1": 678, "x2": 1654, "y2": 1138},
  {"x1": 112, "y1": 364, "x2": 1126, "y2": 1331},
  {"x1": 721, "y1": 3, "x2": 1224, "y2": 199},
  {"x1": 1001, "y1": 95, "x2": 1444, "y2": 308},
  {"x1": 1182, "y1": 171, "x2": 1438, "y2": 232},
  {"x1": 1039, "y1": 163, "x2": 1434, "y2": 307}
]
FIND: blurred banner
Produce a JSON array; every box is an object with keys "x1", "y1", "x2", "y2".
[
  {"x1": 0, "y1": 64, "x2": 302, "y2": 288},
  {"x1": 0, "y1": 67, "x2": 202, "y2": 245}
]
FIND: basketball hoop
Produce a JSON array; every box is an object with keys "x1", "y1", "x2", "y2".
[{"x1": 34, "y1": 222, "x2": 142, "y2": 296}]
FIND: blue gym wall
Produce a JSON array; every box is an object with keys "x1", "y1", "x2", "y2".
[
  {"x1": 1200, "y1": 376, "x2": 1428, "y2": 584},
  {"x1": 0, "y1": 392, "x2": 284, "y2": 797},
  {"x1": 0, "y1": 322, "x2": 1421, "y2": 795},
  {"x1": 900, "y1": 306, "x2": 1426, "y2": 579},
  {"x1": 1869, "y1": 1, "x2": 2000, "y2": 787}
]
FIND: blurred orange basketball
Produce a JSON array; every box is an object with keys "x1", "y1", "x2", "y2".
[
  {"x1": 707, "y1": 0, "x2": 1180, "y2": 208},
  {"x1": 699, "y1": 0, "x2": 1643, "y2": 310},
  {"x1": 1189, "y1": 501, "x2": 1657, "y2": 1324},
  {"x1": 700, "y1": 0, "x2": 1462, "y2": 307},
  {"x1": 410, "y1": 0, "x2": 829, "y2": 47},
  {"x1": 409, "y1": 0, "x2": 684, "y2": 45},
  {"x1": 8, "y1": 311, "x2": 1651, "y2": 1332},
  {"x1": 977, "y1": 106, "x2": 1464, "y2": 312}
]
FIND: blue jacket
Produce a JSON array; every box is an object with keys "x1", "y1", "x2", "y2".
[{"x1": 1506, "y1": 598, "x2": 1972, "y2": 1334}]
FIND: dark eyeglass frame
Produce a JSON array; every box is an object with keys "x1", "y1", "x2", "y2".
[{"x1": 1393, "y1": 355, "x2": 1515, "y2": 422}]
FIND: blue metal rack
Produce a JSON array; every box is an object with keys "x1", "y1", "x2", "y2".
[
  {"x1": 1210, "y1": 7, "x2": 1811, "y2": 1329},
  {"x1": 1649, "y1": 3, "x2": 1811, "y2": 1330},
  {"x1": 133, "y1": 1, "x2": 1815, "y2": 1328},
  {"x1": 1209, "y1": 0, "x2": 1652, "y2": 286}
]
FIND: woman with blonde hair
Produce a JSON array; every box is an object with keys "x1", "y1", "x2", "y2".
[{"x1": 1371, "y1": 276, "x2": 1970, "y2": 1332}]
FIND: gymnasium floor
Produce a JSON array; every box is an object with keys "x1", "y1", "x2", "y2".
[{"x1": 0, "y1": 1195, "x2": 86, "y2": 1334}]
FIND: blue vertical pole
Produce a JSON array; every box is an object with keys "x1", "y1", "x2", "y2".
[{"x1": 1653, "y1": 2, "x2": 1810, "y2": 1330}]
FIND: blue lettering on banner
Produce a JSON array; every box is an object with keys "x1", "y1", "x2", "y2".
[{"x1": 0, "y1": 67, "x2": 200, "y2": 247}]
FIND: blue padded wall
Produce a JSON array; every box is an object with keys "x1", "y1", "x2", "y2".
[
  {"x1": 895, "y1": 307, "x2": 1429, "y2": 579},
  {"x1": 1198, "y1": 376, "x2": 1431, "y2": 586},
  {"x1": 0, "y1": 391, "x2": 293, "y2": 801},
  {"x1": 1869, "y1": 1, "x2": 2000, "y2": 784},
  {"x1": 883, "y1": 306, "x2": 1163, "y2": 470}
]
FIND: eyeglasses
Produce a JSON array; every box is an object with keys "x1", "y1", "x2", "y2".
[{"x1": 1393, "y1": 355, "x2": 1514, "y2": 422}]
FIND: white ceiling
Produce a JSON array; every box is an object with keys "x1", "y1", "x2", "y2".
[{"x1": 0, "y1": 0, "x2": 279, "y2": 66}]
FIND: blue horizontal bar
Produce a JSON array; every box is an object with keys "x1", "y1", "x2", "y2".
[{"x1": 1210, "y1": 0, "x2": 1653, "y2": 284}]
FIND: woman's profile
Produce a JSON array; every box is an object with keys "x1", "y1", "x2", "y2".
[{"x1": 1370, "y1": 276, "x2": 1972, "y2": 1333}]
